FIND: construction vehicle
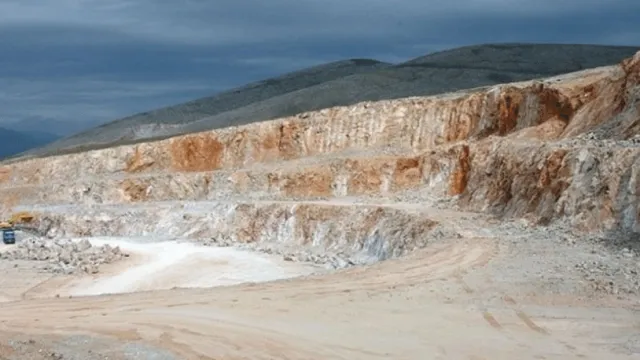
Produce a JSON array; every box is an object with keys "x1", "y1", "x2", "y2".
[
  {"x1": 8, "y1": 211, "x2": 34, "y2": 225},
  {"x1": 1, "y1": 222, "x2": 15, "y2": 244},
  {"x1": 0, "y1": 212, "x2": 35, "y2": 245}
]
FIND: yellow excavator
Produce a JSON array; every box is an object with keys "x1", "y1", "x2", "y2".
[
  {"x1": 1, "y1": 212, "x2": 35, "y2": 245},
  {"x1": 2, "y1": 211, "x2": 35, "y2": 226}
]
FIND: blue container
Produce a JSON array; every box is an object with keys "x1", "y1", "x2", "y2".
[{"x1": 2, "y1": 228, "x2": 15, "y2": 244}]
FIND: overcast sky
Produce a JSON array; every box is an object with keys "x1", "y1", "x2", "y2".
[{"x1": 1, "y1": 0, "x2": 639, "y2": 135}]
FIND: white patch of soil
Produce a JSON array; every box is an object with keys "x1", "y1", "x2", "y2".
[{"x1": 63, "y1": 237, "x2": 319, "y2": 296}]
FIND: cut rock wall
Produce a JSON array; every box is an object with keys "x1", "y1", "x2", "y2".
[
  {"x1": 0, "y1": 64, "x2": 619, "y2": 186},
  {"x1": 2, "y1": 138, "x2": 639, "y2": 231},
  {"x1": 1, "y1": 51, "x2": 639, "y2": 237},
  {"x1": 28, "y1": 202, "x2": 443, "y2": 265}
]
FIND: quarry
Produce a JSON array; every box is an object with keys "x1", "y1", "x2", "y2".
[{"x1": 0, "y1": 48, "x2": 639, "y2": 359}]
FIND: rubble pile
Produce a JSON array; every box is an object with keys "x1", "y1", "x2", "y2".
[
  {"x1": 202, "y1": 236, "x2": 367, "y2": 270},
  {"x1": 0, "y1": 238, "x2": 129, "y2": 274}
]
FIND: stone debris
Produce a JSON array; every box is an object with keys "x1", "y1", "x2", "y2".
[
  {"x1": 2, "y1": 333, "x2": 179, "y2": 360},
  {"x1": 0, "y1": 238, "x2": 129, "y2": 275},
  {"x1": 574, "y1": 247, "x2": 640, "y2": 295},
  {"x1": 276, "y1": 249, "x2": 360, "y2": 269},
  {"x1": 203, "y1": 235, "x2": 235, "y2": 247},
  {"x1": 202, "y1": 236, "x2": 367, "y2": 270}
]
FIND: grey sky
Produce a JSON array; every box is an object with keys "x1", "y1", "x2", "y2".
[{"x1": 1, "y1": 0, "x2": 639, "y2": 135}]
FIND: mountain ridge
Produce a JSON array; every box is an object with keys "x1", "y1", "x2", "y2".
[{"x1": 8, "y1": 43, "x2": 640, "y2": 160}]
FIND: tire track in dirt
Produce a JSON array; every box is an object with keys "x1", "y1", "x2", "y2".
[
  {"x1": 0, "y1": 238, "x2": 497, "y2": 359},
  {"x1": 456, "y1": 273, "x2": 594, "y2": 359},
  {"x1": 0, "y1": 236, "x2": 636, "y2": 359}
]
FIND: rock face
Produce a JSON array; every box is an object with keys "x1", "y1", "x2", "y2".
[
  {"x1": 0, "y1": 238, "x2": 129, "y2": 274},
  {"x1": 0, "y1": 51, "x2": 639, "y2": 257},
  {"x1": 24, "y1": 202, "x2": 456, "y2": 268}
]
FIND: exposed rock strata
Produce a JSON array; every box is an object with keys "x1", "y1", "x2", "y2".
[
  {"x1": 2, "y1": 137, "x2": 639, "y2": 232},
  {"x1": 0, "y1": 64, "x2": 620, "y2": 185},
  {"x1": 0, "y1": 51, "x2": 639, "y2": 236}
]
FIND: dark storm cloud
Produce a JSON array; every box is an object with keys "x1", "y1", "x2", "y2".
[{"x1": 0, "y1": 0, "x2": 638, "y2": 134}]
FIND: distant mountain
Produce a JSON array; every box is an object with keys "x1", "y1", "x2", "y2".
[
  {"x1": 14, "y1": 58, "x2": 389, "y2": 158},
  {"x1": 10, "y1": 43, "x2": 640, "y2": 160},
  {"x1": 0, "y1": 127, "x2": 60, "y2": 159},
  {"x1": 6, "y1": 117, "x2": 102, "y2": 137}
]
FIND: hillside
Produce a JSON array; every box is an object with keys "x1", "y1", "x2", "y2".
[
  {"x1": 17, "y1": 58, "x2": 390, "y2": 158},
  {"x1": 13, "y1": 43, "x2": 640, "y2": 160}
]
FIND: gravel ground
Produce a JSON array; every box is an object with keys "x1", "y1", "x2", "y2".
[
  {"x1": 0, "y1": 333, "x2": 178, "y2": 360},
  {"x1": 195, "y1": 209, "x2": 640, "y2": 302},
  {"x1": 457, "y1": 218, "x2": 640, "y2": 305}
]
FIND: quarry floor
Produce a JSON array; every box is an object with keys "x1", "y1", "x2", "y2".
[{"x1": 0, "y1": 204, "x2": 638, "y2": 359}]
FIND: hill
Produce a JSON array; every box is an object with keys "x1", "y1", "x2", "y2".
[
  {"x1": 12, "y1": 43, "x2": 640, "y2": 159},
  {"x1": 18, "y1": 59, "x2": 390, "y2": 158}
]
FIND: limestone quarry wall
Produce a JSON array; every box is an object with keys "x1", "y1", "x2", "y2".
[
  {"x1": 0, "y1": 62, "x2": 626, "y2": 186},
  {"x1": 1, "y1": 51, "x2": 639, "y2": 234},
  {"x1": 4, "y1": 138, "x2": 638, "y2": 231},
  {"x1": 28, "y1": 202, "x2": 442, "y2": 266}
]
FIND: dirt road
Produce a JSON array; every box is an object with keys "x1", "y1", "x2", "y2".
[{"x1": 1, "y1": 236, "x2": 638, "y2": 359}]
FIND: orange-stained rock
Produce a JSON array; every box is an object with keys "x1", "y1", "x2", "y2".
[
  {"x1": 536, "y1": 86, "x2": 575, "y2": 123},
  {"x1": 269, "y1": 168, "x2": 334, "y2": 197},
  {"x1": 0, "y1": 60, "x2": 618, "y2": 187},
  {"x1": 169, "y1": 133, "x2": 224, "y2": 172},
  {"x1": 345, "y1": 159, "x2": 387, "y2": 195},
  {"x1": 561, "y1": 71, "x2": 627, "y2": 138},
  {"x1": 392, "y1": 157, "x2": 424, "y2": 191},
  {"x1": 278, "y1": 121, "x2": 305, "y2": 160},
  {"x1": 120, "y1": 179, "x2": 151, "y2": 202},
  {"x1": 0, "y1": 63, "x2": 615, "y2": 185},
  {"x1": 448, "y1": 145, "x2": 471, "y2": 196},
  {"x1": 497, "y1": 87, "x2": 526, "y2": 135},
  {"x1": 508, "y1": 118, "x2": 567, "y2": 140}
]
